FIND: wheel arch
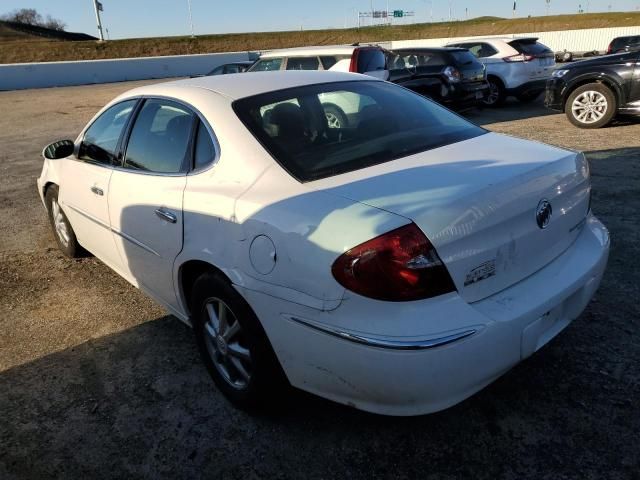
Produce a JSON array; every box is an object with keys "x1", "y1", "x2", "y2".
[
  {"x1": 43, "y1": 181, "x2": 57, "y2": 198},
  {"x1": 486, "y1": 73, "x2": 506, "y2": 88},
  {"x1": 178, "y1": 259, "x2": 233, "y2": 317},
  {"x1": 562, "y1": 76, "x2": 622, "y2": 112}
]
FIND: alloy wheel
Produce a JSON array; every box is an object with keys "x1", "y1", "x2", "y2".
[
  {"x1": 484, "y1": 82, "x2": 500, "y2": 105},
  {"x1": 203, "y1": 297, "x2": 252, "y2": 390},
  {"x1": 325, "y1": 111, "x2": 342, "y2": 128},
  {"x1": 571, "y1": 90, "x2": 608, "y2": 124},
  {"x1": 51, "y1": 198, "x2": 70, "y2": 247}
]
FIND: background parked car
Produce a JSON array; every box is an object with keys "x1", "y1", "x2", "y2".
[
  {"x1": 247, "y1": 45, "x2": 389, "y2": 80},
  {"x1": 206, "y1": 61, "x2": 254, "y2": 76},
  {"x1": 247, "y1": 45, "x2": 390, "y2": 129},
  {"x1": 545, "y1": 49, "x2": 640, "y2": 128},
  {"x1": 447, "y1": 37, "x2": 555, "y2": 106},
  {"x1": 607, "y1": 35, "x2": 640, "y2": 54},
  {"x1": 387, "y1": 47, "x2": 489, "y2": 110}
]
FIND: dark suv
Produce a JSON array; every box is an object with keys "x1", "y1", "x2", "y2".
[
  {"x1": 607, "y1": 35, "x2": 640, "y2": 54},
  {"x1": 545, "y1": 50, "x2": 640, "y2": 128},
  {"x1": 387, "y1": 48, "x2": 489, "y2": 109}
]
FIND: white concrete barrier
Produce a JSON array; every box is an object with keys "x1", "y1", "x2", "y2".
[
  {"x1": 0, "y1": 51, "x2": 254, "y2": 91},
  {"x1": 2, "y1": 25, "x2": 639, "y2": 91},
  {"x1": 390, "y1": 26, "x2": 640, "y2": 53}
]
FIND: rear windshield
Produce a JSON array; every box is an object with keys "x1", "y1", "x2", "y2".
[
  {"x1": 233, "y1": 81, "x2": 485, "y2": 182},
  {"x1": 612, "y1": 36, "x2": 640, "y2": 48},
  {"x1": 509, "y1": 39, "x2": 552, "y2": 56},
  {"x1": 450, "y1": 50, "x2": 480, "y2": 66}
]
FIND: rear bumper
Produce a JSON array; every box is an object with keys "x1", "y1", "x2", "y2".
[
  {"x1": 443, "y1": 81, "x2": 489, "y2": 109},
  {"x1": 241, "y1": 215, "x2": 609, "y2": 416},
  {"x1": 506, "y1": 79, "x2": 548, "y2": 97}
]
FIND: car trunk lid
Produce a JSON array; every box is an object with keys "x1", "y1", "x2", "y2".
[{"x1": 312, "y1": 133, "x2": 591, "y2": 303}]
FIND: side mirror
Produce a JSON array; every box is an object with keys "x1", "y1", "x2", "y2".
[{"x1": 43, "y1": 140, "x2": 74, "y2": 159}]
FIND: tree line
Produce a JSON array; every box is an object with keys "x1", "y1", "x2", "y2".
[{"x1": 1, "y1": 8, "x2": 66, "y2": 31}]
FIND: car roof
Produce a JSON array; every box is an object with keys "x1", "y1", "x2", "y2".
[
  {"x1": 392, "y1": 47, "x2": 466, "y2": 53},
  {"x1": 119, "y1": 70, "x2": 378, "y2": 101},
  {"x1": 258, "y1": 45, "x2": 361, "y2": 58},
  {"x1": 450, "y1": 36, "x2": 538, "y2": 44}
]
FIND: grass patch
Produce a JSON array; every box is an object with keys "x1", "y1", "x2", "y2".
[{"x1": 1, "y1": 12, "x2": 639, "y2": 64}]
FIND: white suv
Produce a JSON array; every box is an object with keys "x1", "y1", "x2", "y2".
[
  {"x1": 447, "y1": 37, "x2": 555, "y2": 106},
  {"x1": 247, "y1": 45, "x2": 389, "y2": 80},
  {"x1": 248, "y1": 45, "x2": 390, "y2": 128}
]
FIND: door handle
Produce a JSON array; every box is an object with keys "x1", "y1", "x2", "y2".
[
  {"x1": 90, "y1": 186, "x2": 104, "y2": 196},
  {"x1": 155, "y1": 208, "x2": 177, "y2": 224}
]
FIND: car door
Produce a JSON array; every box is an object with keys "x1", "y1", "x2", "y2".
[
  {"x1": 631, "y1": 51, "x2": 640, "y2": 105},
  {"x1": 59, "y1": 99, "x2": 137, "y2": 274},
  {"x1": 108, "y1": 98, "x2": 195, "y2": 311}
]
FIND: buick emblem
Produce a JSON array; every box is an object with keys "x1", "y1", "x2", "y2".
[{"x1": 536, "y1": 199, "x2": 552, "y2": 229}]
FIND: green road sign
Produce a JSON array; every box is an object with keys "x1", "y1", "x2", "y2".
[{"x1": 393, "y1": 10, "x2": 403, "y2": 17}]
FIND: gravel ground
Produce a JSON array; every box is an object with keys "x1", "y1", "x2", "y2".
[{"x1": 0, "y1": 81, "x2": 639, "y2": 480}]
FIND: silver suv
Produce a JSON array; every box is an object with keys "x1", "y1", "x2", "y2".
[{"x1": 447, "y1": 37, "x2": 555, "y2": 106}]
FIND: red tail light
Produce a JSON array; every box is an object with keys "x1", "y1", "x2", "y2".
[
  {"x1": 503, "y1": 54, "x2": 534, "y2": 62},
  {"x1": 349, "y1": 48, "x2": 360, "y2": 72},
  {"x1": 331, "y1": 223, "x2": 456, "y2": 301}
]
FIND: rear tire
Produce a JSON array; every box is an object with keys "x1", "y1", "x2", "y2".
[
  {"x1": 191, "y1": 271, "x2": 289, "y2": 412},
  {"x1": 323, "y1": 103, "x2": 348, "y2": 129},
  {"x1": 565, "y1": 83, "x2": 616, "y2": 129},
  {"x1": 483, "y1": 77, "x2": 506, "y2": 107},
  {"x1": 45, "y1": 185, "x2": 81, "y2": 258}
]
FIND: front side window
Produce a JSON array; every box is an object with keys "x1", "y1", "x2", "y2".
[
  {"x1": 286, "y1": 56, "x2": 320, "y2": 71},
  {"x1": 248, "y1": 58, "x2": 283, "y2": 72},
  {"x1": 209, "y1": 65, "x2": 225, "y2": 75},
  {"x1": 123, "y1": 99, "x2": 194, "y2": 174},
  {"x1": 233, "y1": 81, "x2": 485, "y2": 182},
  {"x1": 79, "y1": 100, "x2": 137, "y2": 164}
]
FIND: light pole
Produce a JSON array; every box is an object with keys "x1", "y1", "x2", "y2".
[
  {"x1": 92, "y1": 0, "x2": 104, "y2": 41},
  {"x1": 187, "y1": 0, "x2": 195, "y2": 38}
]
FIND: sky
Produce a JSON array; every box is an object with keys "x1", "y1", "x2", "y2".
[{"x1": 1, "y1": 0, "x2": 639, "y2": 39}]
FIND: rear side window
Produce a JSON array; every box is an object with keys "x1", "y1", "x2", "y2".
[
  {"x1": 286, "y1": 57, "x2": 320, "y2": 70},
  {"x1": 320, "y1": 56, "x2": 338, "y2": 70},
  {"x1": 457, "y1": 43, "x2": 498, "y2": 58},
  {"x1": 194, "y1": 121, "x2": 215, "y2": 169},
  {"x1": 356, "y1": 48, "x2": 386, "y2": 73},
  {"x1": 233, "y1": 80, "x2": 484, "y2": 182},
  {"x1": 79, "y1": 100, "x2": 137, "y2": 165},
  {"x1": 249, "y1": 58, "x2": 283, "y2": 72},
  {"x1": 509, "y1": 40, "x2": 552, "y2": 56},
  {"x1": 124, "y1": 99, "x2": 194, "y2": 174}
]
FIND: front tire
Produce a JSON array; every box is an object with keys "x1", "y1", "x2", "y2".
[
  {"x1": 191, "y1": 272, "x2": 288, "y2": 411},
  {"x1": 565, "y1": 83, "x2": 616, "y2": 129},
  {"x1": 45, "y1": 185, "x2": 81, "y2": 258}
]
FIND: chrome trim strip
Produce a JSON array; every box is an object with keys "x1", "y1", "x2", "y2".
[
  {"x1": 65, "y1": 203, "x2": 110, "y2": 230},
  {"x1": 111, "y1": 228, "x2": 161, "y2": 257},
  {"x1": 289, "y1": 316, "x2": 477, "y2": 351},
  {"x1": 65, "y1": 203, "x2": 161, "y2": 257}
]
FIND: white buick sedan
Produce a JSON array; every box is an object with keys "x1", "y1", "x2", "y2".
[{"x1": 38, "y1": 71, "x2": 609, "y2": 416}]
